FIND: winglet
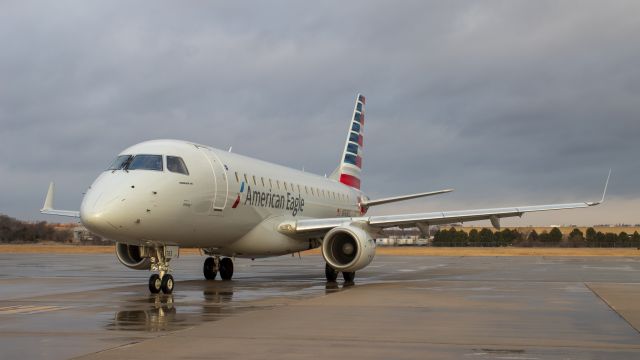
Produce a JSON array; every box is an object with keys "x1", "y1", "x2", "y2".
[
  {"x1": 42, "y1": 182, "x2": 55, "y2": 211},
  {"x1": 40, "y1": 182, "x2": 81, "y2": 218},
  {"x1": 587, "y1": 169, "x2": 611, "y2": 206}
]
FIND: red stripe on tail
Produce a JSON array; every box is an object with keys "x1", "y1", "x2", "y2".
[{"x1": 339, "y1": 174, "x2": 361, "y2": 189}]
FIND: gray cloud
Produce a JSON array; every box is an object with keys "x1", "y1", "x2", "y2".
[{"x1": 1, "y1": 1, "x2": 639, "y2": 225}]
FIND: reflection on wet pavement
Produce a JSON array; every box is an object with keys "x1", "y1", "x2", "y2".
[
  {"x1": 0, "y1": 254, "x2": 353, "y2": 359},
  {"x1": 105, "y1": 278, "x2": 353, "y2": 333},
  {"x1": 1, "y1": 254, "x2": 639, "y2": 360}
]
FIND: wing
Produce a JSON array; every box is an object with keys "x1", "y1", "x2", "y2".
[
  {"x1": 279, "y1": 201, "x2": 598, "y2": 235},
  {"x1": 40, "y1": 182, "x2": 81, "y2": 218},
  {"x1": 41, "y1": 209, "x2": 81, "y2": 217},
  {"x1": 279, "y1": 171, "x2": 610, "y2": 235}
]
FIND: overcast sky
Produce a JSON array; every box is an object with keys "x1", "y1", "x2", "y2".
[{"x1": 1, "y1": 1, "x2": 639, "y2": 226}]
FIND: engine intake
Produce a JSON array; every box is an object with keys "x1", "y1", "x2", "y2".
[
  {"x1": 322, "y1": 225, "x2": 376, "y2": 273},
  {"x1": 116, "y1": 243, "x2": 151, "y2": 270}
]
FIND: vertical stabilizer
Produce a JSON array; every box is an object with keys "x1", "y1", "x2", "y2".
[{"x1": 332, "y1": 94, "x2": 365, "y2": 189}]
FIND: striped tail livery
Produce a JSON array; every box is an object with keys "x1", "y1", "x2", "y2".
[{"x1": 333, "y1": 93, "x2": 365, "y2": 190}]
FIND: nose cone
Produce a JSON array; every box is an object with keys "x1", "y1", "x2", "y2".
[
  {"x1": 80, "y1": 190, "x2": 119, "y2": 239},
  {"x1": 80, "y1": 173, "x2": 130, "y2": 240}
]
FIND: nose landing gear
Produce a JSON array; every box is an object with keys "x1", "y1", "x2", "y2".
[{"x1": 148, "y1": 247, "x2": 175, "y2": 294}]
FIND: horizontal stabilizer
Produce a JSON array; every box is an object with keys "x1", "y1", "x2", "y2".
[
  {"x1": 362, "y1": 189, "x2": 454, "y2": 208},
  {"x1": 40, "y1": 182, "x2": 80, "y2": 218}
]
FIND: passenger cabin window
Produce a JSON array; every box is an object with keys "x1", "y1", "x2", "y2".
[
  {"x1": 108, "y1": 155, "x2": 132, "y2": 170},
  {"x1": 167, "y1": 156, "x2": 189, "y2": 175},
  {"x1": 235, "y1": 172, "x2": 239, "y2": 183},
  {"x1": 127, "y1": 154, "x2": 163, "y2": 171}
]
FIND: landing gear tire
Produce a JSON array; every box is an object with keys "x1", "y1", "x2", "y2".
[
  {"x1": 219, "y1": 257, "x2": 234, "y2": 280},
  {"x1": 203, "y1": 257, "x2": 217, "y2": 280},
  {"x1": 342, "y1": 271, "x2": 355, "y2": 283},
  {"x1": 325, "y1": 263, "x2": 338, "y2": 282},
  {"x1": 161, "y1": 274, "x2": 174, "y2": 294},
  {"x1": 149, "y1": 274, "x2": 162, "y2": 294}
]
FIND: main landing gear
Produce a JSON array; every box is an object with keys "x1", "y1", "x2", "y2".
[
  {"x1": 325, "y1": 263, "x2": 355, "y2": 283},
  {"x1": 203, "y1": 256, "x2": 234, "y2": 281},
  {"x1": 148, "y1": 247, "x2": 175, "y2": 294}
]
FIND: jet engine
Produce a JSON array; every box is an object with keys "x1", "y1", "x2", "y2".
[
  {"x1": 115, "y1": 242, "x2": 151, "y2": 270},
  {"x1": 321, "y1": 225, "x2": 376, "y2": 273}
]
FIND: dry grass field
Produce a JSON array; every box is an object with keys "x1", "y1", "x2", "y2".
[{"x1": 1, "y1": 244, "x2": 638, "y2": 257}]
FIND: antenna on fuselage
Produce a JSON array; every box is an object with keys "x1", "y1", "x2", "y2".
[{"x1": 228, "y1": 146, "x2": 233, "y2": 153}]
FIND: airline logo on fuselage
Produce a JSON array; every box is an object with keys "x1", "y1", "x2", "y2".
[{"x1": 243, "y1": 185, "x2": 305, "y2": 216}]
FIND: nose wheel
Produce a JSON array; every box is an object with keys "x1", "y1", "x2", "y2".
[
  {"x1": 149, "y1": 273, "x2": 174, "y2": 294},
  {"x1": 149, "y1": 274, "x2": 162, "y2": 293}
]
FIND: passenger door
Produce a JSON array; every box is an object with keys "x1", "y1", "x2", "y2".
[{"x1": 197, "y1": 147, "x2": 229, "y2": 215}]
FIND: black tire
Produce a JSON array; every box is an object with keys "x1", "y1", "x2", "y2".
[
  {"x1": 203, "y1": 257, "x2": 217, "y2": 280},
  {"x1": 161, "y1": 274, "x2": 174, "y2": 294},
  {"x1": 325, "y1": 263, "x2": 338, "y2": 282},
  {"x1": 148, "y1": 274, "x2": 161, "y2": 294},
  {"x1": 343, "y1": 271, "x2": 355, "y2": 283},
  {"x1": 219, "y1": 257, "x2": 234, "y2": 280}
]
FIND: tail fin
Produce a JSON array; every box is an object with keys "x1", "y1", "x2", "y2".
[{"x1": 331, "y1": 93, "x2": 365, "y2": 190}]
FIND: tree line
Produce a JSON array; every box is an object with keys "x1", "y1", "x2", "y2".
[
  {"x1": 0, "y1": 214, "x2": 73, "y2": 244},
  {"x1": 432, "y1": 227, "x2": 640, "y2": 247}
]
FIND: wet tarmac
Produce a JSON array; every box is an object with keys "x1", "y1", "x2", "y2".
[{"x1": 1, "y1": 254, "x2": 640, "y2": 359}]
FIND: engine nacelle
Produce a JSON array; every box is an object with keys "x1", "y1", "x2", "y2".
[
  {"x1": 321, "y1": 225, "x2": 376, "y2": 273},
  {"x1": 115, "y1": 242, "x2": 151, "y2": 270}
]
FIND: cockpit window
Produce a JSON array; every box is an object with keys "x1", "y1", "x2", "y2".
[
  {"x1": 127, "y1": 154, "x2": 163, "y2": 171},
  {"x1": 167, "y1": 156, "x2": 189, "y2": 175},
  {"x1": 108, "y1": 155, "x2": 132, "y2": 170}
]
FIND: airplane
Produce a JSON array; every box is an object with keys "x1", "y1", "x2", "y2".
[{"x1": 41, "y1": 94, "x2": 609, "y2": 294}]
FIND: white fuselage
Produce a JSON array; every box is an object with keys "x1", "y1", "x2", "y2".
[{"x1": 80, "y1": 139, "x2": 364, "y2": 257}]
